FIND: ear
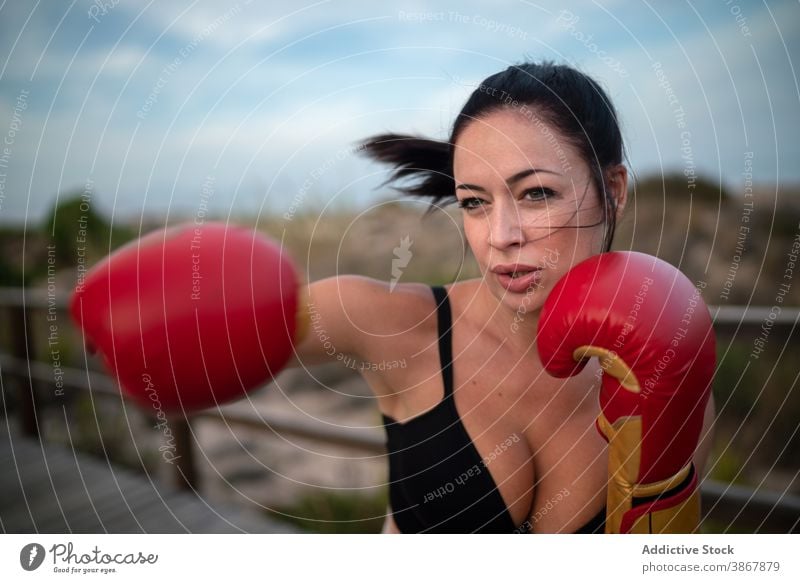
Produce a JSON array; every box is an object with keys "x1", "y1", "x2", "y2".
[{"x1": 606, "y1": 164, "x2": 628, "y2": 221}]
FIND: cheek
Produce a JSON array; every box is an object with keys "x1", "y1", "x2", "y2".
[
  {"x1": 531, "y1": 228, "x2": 601, "y2": 295},
  {"x1": 463, "y1": 218, "x2": 488, "y2": 263},
  {"x1": 540, "y1": 219, "x2": 603, "y2": 264}
]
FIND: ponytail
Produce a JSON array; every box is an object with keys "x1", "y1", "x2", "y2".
[{"x1": 358, "y1": 133, "x2": 456, "y2": 214}]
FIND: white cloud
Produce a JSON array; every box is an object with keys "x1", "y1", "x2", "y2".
[{"x1": 2, "y1": 0, "x2": 797, "y2": 225}]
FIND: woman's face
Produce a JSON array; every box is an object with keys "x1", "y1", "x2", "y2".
[{"x1": 453, "y1": 107, "x2": 625, "y2": 316}]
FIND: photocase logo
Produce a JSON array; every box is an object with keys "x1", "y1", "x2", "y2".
[
  {"x1": 20, "y1": 543, "x2": 46, "y2": 571},
  {"x1": 390, "y1": 235, "x2": 413, "y2": 292}
]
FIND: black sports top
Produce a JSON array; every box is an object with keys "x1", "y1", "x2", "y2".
[{"x1": 381, "y1": 286, "x2": 606, "y2": 534}]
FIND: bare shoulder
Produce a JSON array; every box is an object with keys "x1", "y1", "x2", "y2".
[
  {"x1": 307, "y1": 275, "x2": 435, "y2": 335},
  {"x1": 293, "y1": 275, "x2": 437, "y2": 368}
]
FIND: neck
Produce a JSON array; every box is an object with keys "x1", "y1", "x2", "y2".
[{"x1": 474, "y1": 281, "x2": 541, "y2": 355}]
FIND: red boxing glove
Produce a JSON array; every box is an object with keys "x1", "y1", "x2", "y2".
[
  {"x1": 70, "y1": 222, "x2": 308, "y2": 413},
  {"x1": 537, "y1": 251, "x2": 715, "y2": 533}
]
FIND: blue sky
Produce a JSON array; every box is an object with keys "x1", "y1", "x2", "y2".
[{"x1": 0, "y1": 0, "x2": 798, "y2": 225}]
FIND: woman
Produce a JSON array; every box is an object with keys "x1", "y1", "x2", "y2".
[
  {"x1": 289, "y1": 61, "x2": 715, "y2": 533},
  {"x1": 69, "y1": 58, "x2": 715, "y2": 533}
]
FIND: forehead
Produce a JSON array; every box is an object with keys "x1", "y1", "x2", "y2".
[{"x1": 452, "y1": 108, "x2": 579, "y2": 179}]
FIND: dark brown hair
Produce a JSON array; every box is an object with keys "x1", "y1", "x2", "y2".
[{"x1": 358, "y1": 60, "x2": 625, "y2": 251}]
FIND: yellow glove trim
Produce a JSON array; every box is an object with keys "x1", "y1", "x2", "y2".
[
  {"x1": 573, "y1": 345, "x2": 640, "y2": 393},
  {"x1": 632, "y1": 464, "x2": 692, "y2": 498},
  {"x1": 597, "y1": 411, "x2": 699, "y2": 533},
  {"x1": 597, "y1": 411, "x2": 640, "y2": 534}
]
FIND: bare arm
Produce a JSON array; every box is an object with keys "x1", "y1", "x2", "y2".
[
  {"x1": 287, "y1": 274, "x2": 433, "y2": 370},
  {"x1": 287, "y1": 274, "x2": 391, "y2": 368}
]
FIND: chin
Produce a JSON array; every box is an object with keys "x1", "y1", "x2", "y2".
[{"x1": 491, "y1": 278, "x2": 547, "y2": 314}]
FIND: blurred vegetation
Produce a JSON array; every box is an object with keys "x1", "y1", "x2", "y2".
[
  {"x1": 1, "y1": 174, "x2": 798, "y2": 529},
  {"x1": 0, "y1": 190, "x2": 135, "y2": 287},
  {"x1": 615, "y1": 173, "x2": 800, "y2": 305},
  {"x1": 0, "y1": 225, "x2": 37, "y2": 287},
  {"x1": 265, "y1": 488, "x2": 388, "y2": 533},
  {"x1": 700, "y1": 518, "x2": 751, "y2": 535},
  {"x1": 41, "y1": 191, "x2": 135, "y2": 268}
]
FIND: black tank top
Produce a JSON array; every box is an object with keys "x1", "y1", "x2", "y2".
[{"x1": 382, "y1": 286, "x2": 606, "y2": 534}]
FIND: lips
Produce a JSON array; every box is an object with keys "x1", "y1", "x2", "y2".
[{"x1": 491, "y1": 263, "x2": 543, "y2": 294}]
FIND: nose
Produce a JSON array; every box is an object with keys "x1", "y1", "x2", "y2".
[{"x1": 488, "y1": 200, "x2": 525, "y2": 250}]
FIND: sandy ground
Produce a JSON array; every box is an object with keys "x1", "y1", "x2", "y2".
[{"x1": 187, "y1": 363, "x2": 389, "y2": 515}]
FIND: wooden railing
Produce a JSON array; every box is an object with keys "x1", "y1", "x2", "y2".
[{"x1": 1, "y1": 286, "x2": 798, "y2": 533}]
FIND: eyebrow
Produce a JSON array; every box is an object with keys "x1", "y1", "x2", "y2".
[{"x1": 455, "y1": 167, "x2": 561, "y2": 193}]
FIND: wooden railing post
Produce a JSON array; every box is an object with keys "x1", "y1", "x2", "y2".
[
  {"x1": 9, "y1": 303, "x2": 39, "y2": 438},
  {"x1": 171, "y1": 417, "x2": 199, "y2": 492}
]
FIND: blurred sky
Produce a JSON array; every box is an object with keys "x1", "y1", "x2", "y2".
[{"x1": 0, "y1": 0, "x2": 798, "y2": 225}]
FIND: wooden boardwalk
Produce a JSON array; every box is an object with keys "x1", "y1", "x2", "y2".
[{"x1": 0, "y1": 431, "x2": 298, "y2": 534}]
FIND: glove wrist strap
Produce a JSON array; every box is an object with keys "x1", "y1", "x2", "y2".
[{"x1": 598, "y1": 412, "x2": 700, "y2": 534}]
